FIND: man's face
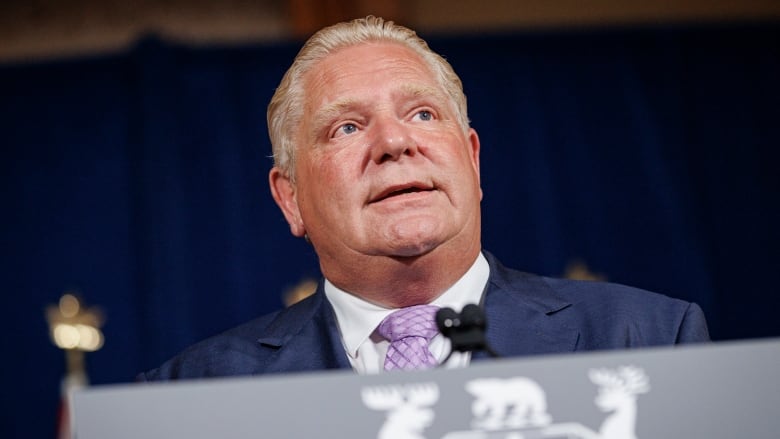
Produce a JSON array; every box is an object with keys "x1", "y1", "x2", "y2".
[{"x1": 271, "y1": 42, "x2": 481, "y2": 270}]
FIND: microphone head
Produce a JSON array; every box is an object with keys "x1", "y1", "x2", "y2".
[
  {"x1": 435, "y1": 307, "x2": 460, "y2": 336},
  {"x1": 460, "y1": 304, "x2": 487, "y2": 329}
]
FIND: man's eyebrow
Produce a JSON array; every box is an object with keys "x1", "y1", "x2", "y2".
[
  {"x1": 396, "y1": 84, "x2": 447, "y2": 102},
  {"x1": 310, "y1": 84, "x2": 448, "y2": 134},
  {"x1": 311, "y1": 98, "x2": 362, "y2": 133}
]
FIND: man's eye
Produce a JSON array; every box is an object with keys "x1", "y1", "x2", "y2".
[
  {"x1": 341, "y1": 123, "x2": 357, "y2": 135},
  {"x1": 415, "y1": 110, "x2": 433, "y2": 121}
]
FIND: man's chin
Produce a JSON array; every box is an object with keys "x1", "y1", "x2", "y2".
[{"x1": 384, "y1": 239, "x2": 442, "y2": 261}]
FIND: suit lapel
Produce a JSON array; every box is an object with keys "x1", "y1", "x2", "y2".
[
  {"x1": 256, "y1": 285, "x2": 352, "y2": 374},
  {"x1": 474, "y1": 252, "x2": 580, "y2": 361},
  {"x1": 252, "y1": 253, "x2": 579, "y2": 371}
]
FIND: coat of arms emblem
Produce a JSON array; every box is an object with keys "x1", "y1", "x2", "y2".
[{"x1": 362, "y1": 366, "x2": 650, "y2": 439}]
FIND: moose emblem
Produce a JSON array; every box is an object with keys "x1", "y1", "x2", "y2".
[{"x1": 362, "y1": 383, "x2": 440, "y2": 439}]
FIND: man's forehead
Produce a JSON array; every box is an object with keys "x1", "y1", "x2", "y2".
[
  {"x1": 317, "y1": 83, "x2": 445, "y2": 110},
  {"x1": 301, "y1": 43, "x2": 448, "y2": 118}
]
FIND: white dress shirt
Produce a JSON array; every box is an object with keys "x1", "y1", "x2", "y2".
[{"x1": 324, "y1": 252, "x2": 490, "y2": 374}]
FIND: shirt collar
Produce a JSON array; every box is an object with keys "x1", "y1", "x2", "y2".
[{"x1": 324, "y1": 252, "x2": 490, "y2": 359}]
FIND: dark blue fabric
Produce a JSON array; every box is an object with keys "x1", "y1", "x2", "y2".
[
  {"x1": 1, "y1": 23, "x2": 778, "y2": 438},
  {"x1": 137, "y1": 251, "x2": 708, "y2": 380}
]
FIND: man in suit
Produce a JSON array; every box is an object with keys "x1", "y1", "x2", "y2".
[{"x1": 139, "y1": 16, "x2": 708, "y2": 381}]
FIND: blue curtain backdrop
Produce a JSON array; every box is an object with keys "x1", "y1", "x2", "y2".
[{"x1": 2, "y1": 23, "x2": 778, "y2": 438}]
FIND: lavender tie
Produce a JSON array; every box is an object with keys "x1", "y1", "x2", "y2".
[{"x1": 377, "y1": 305, "x2": 439, "y2": 371}]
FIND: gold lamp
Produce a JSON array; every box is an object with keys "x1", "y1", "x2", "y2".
[{"x1": 46, "y1": 292, "x2": 105, "y2": 388}]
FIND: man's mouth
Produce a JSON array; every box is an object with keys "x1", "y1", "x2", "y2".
[{"x1": 371, "y1": 183, "x2": 435, "y2": 203}]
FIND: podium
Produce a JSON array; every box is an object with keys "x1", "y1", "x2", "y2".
[{"x1": 73, "y1": 338, "x2": 779, "y2": 438}]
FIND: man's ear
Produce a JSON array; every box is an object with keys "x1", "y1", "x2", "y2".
[
  {"x1": 468, "y1": 128, "x2": 483, "y2": 201},
  {"x1": 269, "y1": 167, "x2": 306, "y2": 237}
]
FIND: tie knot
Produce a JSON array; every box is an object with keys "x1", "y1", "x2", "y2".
[{"x1": 378, "y1": 304, "x2": 439, "y2": 342}]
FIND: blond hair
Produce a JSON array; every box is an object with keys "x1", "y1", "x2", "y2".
[{"x1": 267, "y1": 16, "x2": 470, "y2": 179}]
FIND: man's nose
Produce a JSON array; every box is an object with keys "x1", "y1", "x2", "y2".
[{"x1": 369, "y1": 117, "x2": 418, "y2": 164}]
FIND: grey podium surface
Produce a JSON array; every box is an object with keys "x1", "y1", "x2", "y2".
[{"x1": 74, "y1": 338, "x2": 779, "y2": 438}]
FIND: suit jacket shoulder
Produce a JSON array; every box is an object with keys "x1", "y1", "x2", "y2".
[
  {"x1": 480, "y1": 251, "x2": 710, "y2": 359},
  {"x1": 137, "y1": 286, "x2": 350, "y2": 381}
]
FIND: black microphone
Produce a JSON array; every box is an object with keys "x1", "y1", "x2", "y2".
[
  {"x1": 435, "y1": 307, "x2": 461, "y2": 338},
  {"x1": 436, "y1": 304, "x2": 500, "y2": 358}
]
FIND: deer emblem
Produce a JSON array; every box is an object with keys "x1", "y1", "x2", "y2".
[
  {"x1": 589, "y1": 366, "x2": 650, "y2": 439},
  {"x1": 361, "y1": 383, "x2": 440, "y2": 439}
]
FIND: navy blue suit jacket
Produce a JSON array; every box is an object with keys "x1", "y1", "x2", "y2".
[{"x1": 139, "y1": 252, "x2": 709, "y2": 381}]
